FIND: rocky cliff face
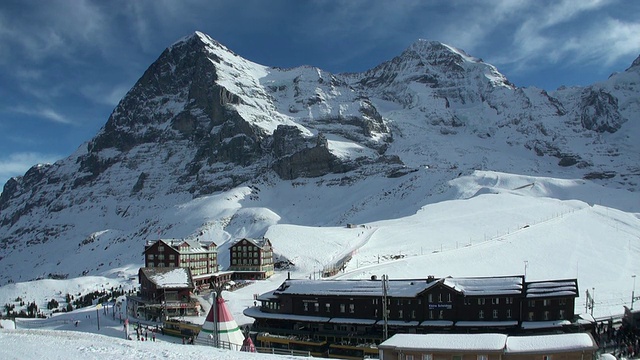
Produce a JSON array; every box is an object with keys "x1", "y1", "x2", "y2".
[{"x1": 0, "y1": 32, "x2": 638, "y2": 283}]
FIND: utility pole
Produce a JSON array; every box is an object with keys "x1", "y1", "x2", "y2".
[
  {"x1": 585, "y1": 289, "x2": 595, "y2": 315},
  {"x1": 632, "y1": 275, "x2": 637, "y2": 310},
  {"x1": 382, "y1": 275, "x2": 389, "y2": 341},
  {"x1": 96, "y1": 303, "x2": 102, "y2": 330}
]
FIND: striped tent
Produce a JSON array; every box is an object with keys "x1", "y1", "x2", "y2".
[{"x1": 195, "y1": 294, "x2": 244, "y2": 350}]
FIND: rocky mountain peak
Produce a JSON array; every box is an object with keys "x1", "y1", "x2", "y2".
[
  {"x1": 626, "y1": 54, "x2": 640, "y2": 71},
  {"x1": 403, "y1": 39, "x2": 480, "y2": 68},
  {"x1": 0, "y1": 32, "x2": 638, "y2": 284}
]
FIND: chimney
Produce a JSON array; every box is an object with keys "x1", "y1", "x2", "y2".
[{"x1": 427, "y1": 275, "x2": 435, "y2": 283}]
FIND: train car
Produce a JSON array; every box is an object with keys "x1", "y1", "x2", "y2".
[
  {"x1": 256, "y1": 332, "x2": 328, "y2": 357},
  {"x1": 328, "y1": 343, "x2": 379, "y2": 359},
  {"x1": 162, "y1": 319, "x2": 201, "y2": 338}
]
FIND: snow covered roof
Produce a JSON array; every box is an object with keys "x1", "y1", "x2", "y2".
[
  {"x1": 268, "y1": 276, "x2": 532, "y2": 298},
  {"x1": 380, "y1": 333, "x2": 597, "y2": 353},
  {"x1": 520, "y1": 320, "x2": 571, "y2": 329},
  {"x1": 505, "y1": 333, "x2": 597, "y2": 353},
  {"x1": 243, "y1": 306, "x2": 330, "y2": 323},
  {"x1": 525, "y1": 279, "x2": 578, "y2": 298},
  {"x1": 146, "y1": 239, "x2": 216, "y2": 253},
  {"x1": 419, "y1": 320, "x2": 454, "y2": 327},
  {"x1": 380, "y1": 333, "x2": 508, "y2": 352},
  {"x1": 271, "y1": 278, "x2": 439, "y2": 297},
  {"x1": 231, "y1": 237, "x2": 272, "y2": 249},
  {"x1": 140, "y1": 267, "x2": 193, "y2": 289},
  {"x1": 455, "y1": 320, "x2": 518, "y2": 327},
  {"x1": 445, "y1": 276, "x2": 523, "y2": 296}
]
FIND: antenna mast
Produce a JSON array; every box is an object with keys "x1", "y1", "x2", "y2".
[{"x1": 382, "y1": 274, "x2": 389, "y2": 341}]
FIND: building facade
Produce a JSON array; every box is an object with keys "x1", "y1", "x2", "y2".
[
  {"x1": 143, "y1": 239, "x2": 218, "y2": 286},
  {"x1": 378, "y1": 333, "x2": 598, "y2": 360},
  {"x1": 130, "y1": 267, "x2": 199, "y2": 321},
  {"x1": 228, "y1": 237, "x2": 274, "y2": 280},
  {"x1": 245, "y1": 275, "x2": 584, "y2": 356}
]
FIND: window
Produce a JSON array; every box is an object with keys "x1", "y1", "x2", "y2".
[
  {"x1": 478, "y1": 298, "x2": 486, "y2": 305},
  {"x1": 543, "y1": 355, "x2": 552, "y2": 360},
  {"x1": 559, "y1": 309, "x2": 565, "y2": 319},
  {"x1": 147, "y1": 254, "x2": 154, "y2": 259},
  {"x1": 439, "y1": 310, "x2": 444, "y2": 319},
  {"x1": 479, "y1": 310, "x2": 484, "y2": 319},
  {"x1": 544, "y1": 311, "x2": 549, "y2": 320},
  {"x1": 493, "y1": 310, "x2": 498, "y2": 319},
  {"x1": 478, "y1": 355, "x2": 488, "y2": 360},
  {"x1": 325, "y1": 303, "x2": 330, "y2": 312},
  {"x1": 528, "y1": 312, "x2": 534, "y2": 321},
  {"x1": 349, "y1": 304, "x2": 354, "y2": 313},
  {"x1": 559, "y1": 298, "x2": 567, "y2": 306},
  {"x1": 422, "y1": 354, "x2": 433, "y2": 360},
  {"x1": 506, "y1": 297, "x2": 513, "y2": 304},
  {"x1": 340, "y1": 304, "x2": 346, "y2": 313},
  {"x1": 399, "y1": 310, "x2": 403, "y2": 318},
  {"x1": 411, "y1": 310, "x2": 416, "y2": 319},
  {"x1": 428, "y1": 294, "x2": 433, "y2": 302},
  {"x1": 429, "y1": 310, "x2": 434, "y2": 319},
  {"x1": 529, "y1": 300, "x2": 535, "y2": 307},
  {"x1": 543, "y1": 299, "x2": 550, "y2": 306},
  {"x1": 169, "y1": 254, "x2": 175, "y2": 260},
  {"x1": 314, "y1": 303, "x2": 319, "y2": 312},
  {"x1": 507, "y1": 309, "x2": 512, "y2": 319},
  {"x1": 492, "y1": 297, "x2": 499, "y2": 305},
  {"x1": 438, "y1": 293, "x2": 442, "y2": 302},
  {"x1": 464, "y1": 298, "x2": 471, "y2": 305},
  {"x1": 304, "y1": 303, "x2": 309, "y2": 312},
  {"x1": 447, "y1": 293, "x2": 452, "y2": 302},
  {"x1": 406, "y1": 355, "x2": 414, "y2": 360},
  {"x1": 158, "y1": 245, "x2": 164, "y2": 252},
  {"x1": 158, "y1": 254, "x2": 164, "y2": 260}
]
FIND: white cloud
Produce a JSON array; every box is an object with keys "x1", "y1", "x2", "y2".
[
  {"x1": 10, "y1": 106, "x2": 74, "y2": 125},
  {"x1": 491, "y1": 0, "x2": 639, "y2": 69},
  {"x1": 80, "y1": 83, "x2": 132, "y2": 107},
  {"x1": 0, "y1": 152, "x2": 61, "y2": 188}
]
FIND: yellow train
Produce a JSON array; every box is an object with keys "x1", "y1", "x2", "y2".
[{"x1": 162, "y1": 319, "x2": 201, "y2": 338}]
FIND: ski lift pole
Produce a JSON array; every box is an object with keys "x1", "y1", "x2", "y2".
[{"x1": 96, "y1": 303, "x2": 102, "y2": 330}]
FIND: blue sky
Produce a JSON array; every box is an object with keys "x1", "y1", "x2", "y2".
[{"x1": 1, "y1": 0, "x2": 639, "y2": 187}]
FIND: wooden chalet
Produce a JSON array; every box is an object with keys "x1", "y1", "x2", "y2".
[
  {"x1": 378, "y1": 332, "x2": 598, "y2": 360},
  {"x1": 228, "y1": 237, "x2": 274, "y2": 280},
  {"x1": 143, "y1": 239, "x2": 220, "y2": 287},
  {"x1": 129, "y1": 267, "x2": 199, "y2": 321},
  {"x1": 244, "y1": 275, "x2": 583, "y2": 358}
]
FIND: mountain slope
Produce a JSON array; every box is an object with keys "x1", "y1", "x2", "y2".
[{"x1": 0, "y1": 31, "x2": 638, "y2": 288}]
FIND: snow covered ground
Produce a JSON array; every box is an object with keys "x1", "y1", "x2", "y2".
[{"x1": 0, "y1": 170, "x2": 639, "y2": 358}]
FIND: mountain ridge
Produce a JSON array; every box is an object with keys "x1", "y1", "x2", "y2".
[{"x1": 0, "y1": 31, "x2": 638, "y2": 284}]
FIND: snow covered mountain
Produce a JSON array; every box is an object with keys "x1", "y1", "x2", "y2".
[{"x1": 0, "y1": 31, "x2": 638, "y2": 295}]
